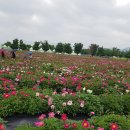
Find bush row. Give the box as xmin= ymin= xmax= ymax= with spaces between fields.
xmin=15 ymin=114 xmax=130 ymax=130
xmin=0 ymin=89 xmax=130 ymax=117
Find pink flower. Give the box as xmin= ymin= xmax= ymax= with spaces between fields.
xmin=48 ymin=112 xmax=55 ymax=118
xmin=38 ymin=114 xmax=46 ymax=120
xmin=90 ymin=111 xmax=95 ymax=115
xmin=34 ymin=121 xmax=44 ymax=127
xmin=11 ymin=91 xmax=17 ymax=96
xmin=48 ymin=97 xmax=53 ymax=106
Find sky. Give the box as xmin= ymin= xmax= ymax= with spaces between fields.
xmin=0 ymin=0 xmax=130 ymax=49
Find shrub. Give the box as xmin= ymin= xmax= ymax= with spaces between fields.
xmin=100 ymin=94 xmax=124 ymax=114
xmin=89 ymin=114 xmax=130 ymax=130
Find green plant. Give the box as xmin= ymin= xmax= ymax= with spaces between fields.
xmin=89 ymin=114 xmax=130 ymax=130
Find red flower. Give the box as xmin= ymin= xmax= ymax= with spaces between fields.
xmin=64 ymin=123 xmax=70 ymax=129
xmin=110 ymin=123 xmax=118 ymax=130
xmin=0 ymin=123 xmax=5 ymax=130
xmin=82 ymin=120 xmax=90 ymax=128
xmin=77 ymin=83 xmax=82 ymax=91
xmin=11 ymin=91 xmax=17 ymax=96
xmin=3 ymin=93 xmax=10 ymax=99
xmin=61 ymin=114 xmax=67 ymax=121
xmin=72 ymin=123 xmax=77 ymax=129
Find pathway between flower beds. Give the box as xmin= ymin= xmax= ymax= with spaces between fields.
xmin=5 ymin=114 xmax=88 ymax=130
xmin=5 ymin=115 xmax=38 ymax=130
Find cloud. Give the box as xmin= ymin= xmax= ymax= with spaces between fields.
xmin=0 ymin=0 xmax=130 ymax=49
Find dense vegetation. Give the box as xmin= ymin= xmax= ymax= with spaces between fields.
xmin=0 ymin=52 xmax=130 ymax=129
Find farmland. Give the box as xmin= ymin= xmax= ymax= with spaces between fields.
xmin=0 ymin=52 xmax=130 ymax=130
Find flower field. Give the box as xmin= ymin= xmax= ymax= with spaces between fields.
xmin=0 ymin=52 xmax=130 ymax=130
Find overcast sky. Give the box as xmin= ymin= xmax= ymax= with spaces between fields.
xmin=0 ymin=0 xmax=130 ymax=49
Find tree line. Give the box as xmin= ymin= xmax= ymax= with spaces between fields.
xmin=1 ymin=38 xmax=130 ymax=58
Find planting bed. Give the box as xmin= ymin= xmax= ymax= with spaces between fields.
xmin=0 ymin=52 xmax=130 ymax=130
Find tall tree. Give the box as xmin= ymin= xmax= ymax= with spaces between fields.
xmin=81 ymin=49 xmax=90 ymax=55
xmin=41 ymin=40 xmax=49 ymax=52
xmin=55 ymin=43 xmax=64 ymax=53
xmin=103 ymin=49 xmax=113 ymax=57
xmin=3 ymin=41 xmax=12 ymax=47
xmin=26 ymin=45 xmax=32 ymax=51
xmin=97 ymin=46 xmax=104 ymax=56
xmin=112 ymin=47 xmax=120 ymax=56
xmin=10 ymin=38 xmax=19 ymax=49
xmin=89 ymin=44 xmax=99 ymax=56
xmin=49 ymin=44 xmax=55 ymax=51
xmin=19 ymin=40 xmax=27 ymax=50
xmin=125 ymin=50 xmax=130 ymax=58
xmin=32 ymin=41 xmax=40 ymax=51
xmin=74 ymin=43 xmax=83 ymax=55
xmin=64 ymin=43 xmax=72 ymax=54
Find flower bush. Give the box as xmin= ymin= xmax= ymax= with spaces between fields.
xmin=0 ymin=52 xmax=130 ymax=129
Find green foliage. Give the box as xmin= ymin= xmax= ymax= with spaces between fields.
xmin=41 ymin=40 xmax=49 ymax=52
xmin=97 ymin=46 xmax=104 ymax=56
xmin=74 ymin=43 xmax=83 ymax=55
xmin=10 ymin=38 xmax=19 ymax=49
xmin=100 ymin=94 xmax=124 ymax=114
xmin=55 ymin=43 xmax=64 ymax=53
xmin=123 ymin=94 xmax=130 ymax=114
xmin=19 ymin=40 xmax=27 ymax=50
xmin=49 ymin=44 xmax=55 ymax=51
xmin=33 ymin=41 xmax=40 ymax=51
xmin=89 ymin=44 xmax=99 ymax=56
xmin=63 ymin=43 xmax=72 ymax=54
xmin=125 ymin=50 xmax=130 ymax=58
xmin=89 ymin=114 xmax=130 ymax=130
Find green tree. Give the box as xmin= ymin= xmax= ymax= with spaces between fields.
xmin=55 ymin=43 xmax=64 ymax=53
xmin=64 ymin=43 xmax=72 ymax=54
xmin=81 ymin=49 xmax=90 ymax=55
xmin=89 ymin=44 xmax=99 ymax=56
xmin=49 ymin=44 xmax=55 ymax=51
xmin=3 ymin=41 xmax=12 ymax=47
xmin=74 ymin=43 xmax=83 ymax=55
xmin=10 ymin=38 xmax=19 ymax=49
xmin=103 ymin=48 xmax=113 ymax=57
xmin=19 ymin=40 xmax=27 ymax=50
xmin=41 ymin=40 xmax=49 ymax=52
xmin=125 ymin=50 xmax=130 ymax=58
xmin=112 ymin=47 xmax=120 ymax=56
xmin=97 ymin=46 xmax=104 ymax=56
xmin=26 ymin=45 xmax=32 ymax=51
xmin=32 ymin=41 xmax=40 ymax=51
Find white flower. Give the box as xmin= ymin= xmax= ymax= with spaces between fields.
xmin=57 ymin=111 xmax=60 ymax=114
xmin=80 ymin=100 xmax=85 ymax=108
xmin=83 ymin=87 xmax=86 ymax=91
xmin=80 ymin=103 xmax=84 ymax=107
xmin=51 ymin=105 xmax=55 ymax=110
xmin=62 ymin=102 xmax=67 ymax=107
xmin=126 ymin=90 xmax=129 ymax=93
xmin=36 ymin=92 xmax=40 ymax=97
xmin=67 ymin=100 xmax=72 ymax=106
xmin=87 ymin=89 xmax=93 ymax=94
